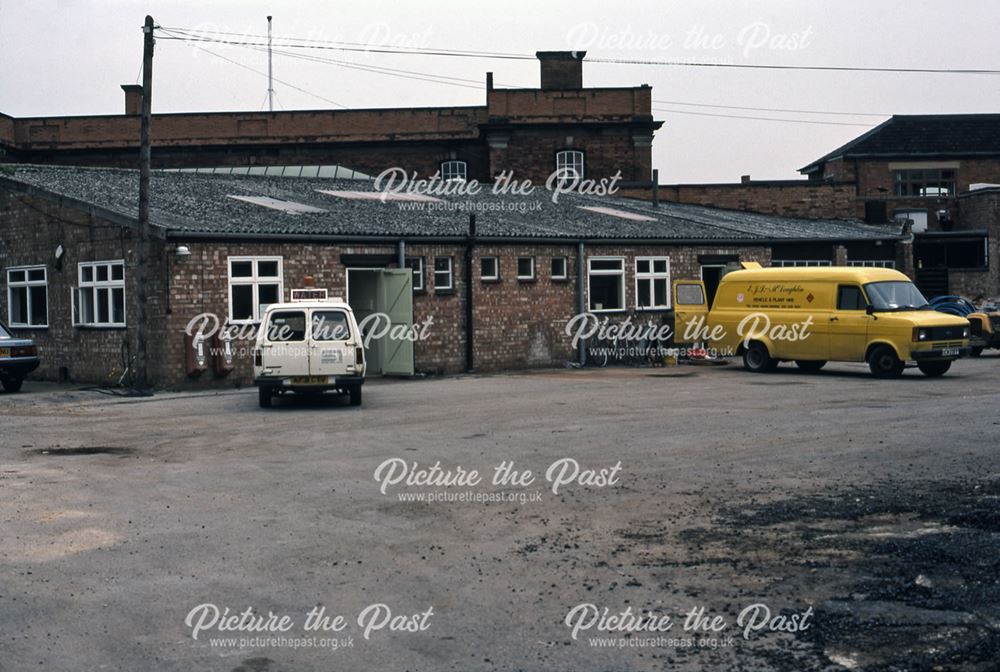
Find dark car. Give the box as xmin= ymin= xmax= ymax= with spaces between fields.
xmin=0 ymin=320 xmax=40 ymax=392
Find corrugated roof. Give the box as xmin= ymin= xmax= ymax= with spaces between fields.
xmin=0 ymin=164 xmax=901 ymax=243
xmin=801 ymin=114 xmax=1000 ymax=174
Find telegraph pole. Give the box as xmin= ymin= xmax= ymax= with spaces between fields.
xmin=135 ymin=15 xmax=154 ymax=389
xmin=267 ymin=16 xmax=274 ymax=112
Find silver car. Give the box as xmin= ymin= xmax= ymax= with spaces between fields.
xmin=0 ymin=320 xmax=40 ymax=393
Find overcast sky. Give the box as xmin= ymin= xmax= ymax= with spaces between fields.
xmin=1 ymin=0 xmax=998 ymax=182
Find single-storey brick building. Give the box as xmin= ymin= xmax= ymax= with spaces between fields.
xmin=0 ymin=164 xmax=905 ymax=388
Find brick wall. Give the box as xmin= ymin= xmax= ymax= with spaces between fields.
xmin=0 ymin=190 xmax=170 ymax=384
xmin=951 ymin=188 xmax=1000 ymax=298
xmin=638 ymin=182 xmax=860 ymax=220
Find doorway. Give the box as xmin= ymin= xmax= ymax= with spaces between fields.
xmin=346 ymin=268 xmax=415 ymax=376
xmin=700 ymin=265 xmax=725 ymax=308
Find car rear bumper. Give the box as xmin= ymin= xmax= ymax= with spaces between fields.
xmin=0 ymin=356 xmax=41 ymax=378
xmin=255 ymin=375 xmax=364 ymax=392
xmin=911 ymin=347 xmax=970 ymax=361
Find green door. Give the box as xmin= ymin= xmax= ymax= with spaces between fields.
xmin=379 ymin=269 xmax=415 ymax=377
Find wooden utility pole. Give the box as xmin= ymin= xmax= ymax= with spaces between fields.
xmin=135 ymin=15 xmax=154 ymax=389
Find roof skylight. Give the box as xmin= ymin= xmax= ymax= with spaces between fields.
xmin=577 ymin=206 xmax=658 ymax=222
xmin=316 ymin=190 xmax=443 ymax=203
xmin=226 ymin=195 xmax=328 ymax=214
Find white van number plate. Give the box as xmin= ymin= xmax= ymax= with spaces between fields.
xmin=941 ymin=348 xmax=960 ymax=357
xmin=321 ymin=349 xmax=344 ymax=364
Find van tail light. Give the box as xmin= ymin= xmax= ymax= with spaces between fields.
xmin=11 ymin=345 xmax=37 ymax=357
xmin=355 ymin=347 xmax=365 ymax=366
xmin=254 ymin=349 xmax=263 ymax=366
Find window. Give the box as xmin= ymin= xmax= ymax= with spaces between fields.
xmin=480 ymin=257 xmax=499 ymax=281
xmin=894 ymin=169 xmax=956 ymax=198
xmin=837 ymin=286 xmax=867 ymax=311
xmin=405 ymin=257 xmax=424 ymax=292
xmin=771 ymin=260 xmax=833 ymax=268
xmin=312 ymin=311 xmax=351 ymax=341
xmin=587 ymin=257 xmax=625 ymax=312
xmin=228 ymin=256 xmax=283 ymax=323
xmin=75 ymin=261 xmax=125 ymax=327
xmin=551 ymin=257 xmax=568 ymax=280
xmin=265 ymin=310 xmax=306 ymax=342
xmin=847 ymin=260 xmax=895 ymax=269
xmin=7 ymin=266 xmax=48 ymax=327
xmin=555 ymin=150 xmax=585 ymax=182
xmin=635 ymin=257 xmax=670 ymax=310
xmin=440 ymin=160 xmax=467 ymax=182
xmin=517 ymin=257 xmax=535 ymax=281
xmin=434 ymin=257 xmax=453 ymax=291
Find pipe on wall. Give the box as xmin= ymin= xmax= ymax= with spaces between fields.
xmin=577 ymin=240 xmax=585 ymax=366
xmin=465 ymin=215 xmax=476 ymax=372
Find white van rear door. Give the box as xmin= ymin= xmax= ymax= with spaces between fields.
xmin=261 ymin=309 xmax=309 ymax=376
xmin=309 ymin=309 xmax=353 ymax=377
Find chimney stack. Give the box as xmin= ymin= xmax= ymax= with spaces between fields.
xmin=121 ymin=84 xmax=143 ymax=116
xmin=536 ymin=51 xmax=586 ymax=89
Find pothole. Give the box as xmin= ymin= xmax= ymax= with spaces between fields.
xmin=30 ymin=446 xmax=135 ymax=457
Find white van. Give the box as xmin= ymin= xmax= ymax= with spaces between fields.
xmin=253 ymin=290 xmax=366 ymax=408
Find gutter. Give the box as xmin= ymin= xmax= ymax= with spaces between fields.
xmin=164 ymin=231 xmax=906 ymax=245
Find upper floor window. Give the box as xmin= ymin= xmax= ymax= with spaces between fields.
xmin=7 ymin=266 xmax=48 ymax=328
xmin=555 ymin=150 xmax=585 ymax=182
xmin=228 ymin=256 xmax=283 ymax=323
xmin=894 ymin=169 xmax=956 ymax=198
xmin=75 ymin=261 xmax=125 ymax=327
xmin=440 ymin=160 xmax=468 ymax=182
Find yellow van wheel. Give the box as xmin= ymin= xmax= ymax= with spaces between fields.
xmin=795 ymin=360 xmax=826 ymax=372
xmin=868 ymin=345 xmax=904 ymax=379
xmin=743 ymin=342 xmax=777 ymax=373
xmin=917 ymin=360 xmax=952 ymax=377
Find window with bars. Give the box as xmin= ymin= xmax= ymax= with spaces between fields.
xmin=771 ymin=260 xmax=833 ymax=268
xmin=846 ymin=260 xmax=896 ymax=268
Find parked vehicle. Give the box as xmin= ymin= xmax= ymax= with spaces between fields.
xmin=928 ymin=295 xmax=1000 ymax=357
xmin=673 ymin=264 xmax=971 ymax=378
xmin=0 ymin=320 xmax=40 ymax=392
xmin=253 ymin=290 xmax=366 ymax=408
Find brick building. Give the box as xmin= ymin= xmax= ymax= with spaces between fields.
xmin=0 ymin=164 xmax=903 ymax=388
xmin=650 ymin=115 xmax=1000 ymax=298
xmin=0 ymin=52 xmax=660 ymax=185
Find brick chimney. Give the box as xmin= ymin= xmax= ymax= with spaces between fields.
xmin=536 ymin=51 xmax=586 ymax=89
xmin=121 ymin=84 xmax=143 ymax=116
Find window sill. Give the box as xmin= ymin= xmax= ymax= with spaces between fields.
xmin=636 ymin=306 xmax=671 ymax=312
xmin=551 ymin=277 xmax=570 ymax=283
xmin=7 ymin=325 xmax=49 ymax=330
xmin=75 ymin=324 xmax=128 ymax=330
xmin=589 ymin=308 xmax=626 ymax=314
xmin=480 ymin=277 xmax=501 ymax=284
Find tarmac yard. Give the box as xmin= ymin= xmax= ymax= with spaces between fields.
xmin=1 ymin=357 xmax=999 ymax=671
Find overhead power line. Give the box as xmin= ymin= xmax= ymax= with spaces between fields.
xmin=652 ymin=99 xmax=888 ymax=117
xmin=156 ymin=26 xmax=1000 ymax=75
xmin=652 ymin=107 xmax=875 ymax=126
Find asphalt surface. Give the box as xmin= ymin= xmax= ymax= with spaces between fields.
xmin=1 ymin=356 xmax=999 ymax=671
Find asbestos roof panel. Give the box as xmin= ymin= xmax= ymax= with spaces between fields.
xmin=0 ymin=164 xmax=902 ymax=243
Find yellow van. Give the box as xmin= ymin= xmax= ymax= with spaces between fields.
xmin=673 ymin=264 xmax=971 ymax=378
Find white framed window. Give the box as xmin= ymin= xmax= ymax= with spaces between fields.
xmin=517 ymin=257 xmax=535 ymax=281
xmin=771 ymin=260 xmax=833 ymax=268
xmin=847 ymin=260 xmax=895 ymax=268
xmin=587 ymin=257 xmax=625 ymax=312
xmin=228 ymin=256 xmax=283 ymax=323
xmin=551 ymin=256 xmax=568 ymax=280
xmin=434 ymin=257 xmax=453 ymax=291
xmin=480 ymin=256 xmax=499 ymax=281
xmin=440 ymin=160 xmax=468 ymax=182
xmin=405 ymin=257 xmax=424 ymax=292
xmin=556 ymin=150 xmax=585 ymax=181
xmin=635 ymin=257 xmax=671 ymax=310
xmin=6 ymin=266 xmax=48 ymax=327
xmin=76 ymin=260 xmax=126 ymax=327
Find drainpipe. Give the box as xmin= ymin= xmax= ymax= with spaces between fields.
xmin=397 ymin=239 xmax=405 ymax=268
xmin=465 ymin=215 xmax=476 ymax=372
xmin=652 ymin=168 xmax=659 ymax=207
xmin=577 ymin=240 xmax=586 ymax=365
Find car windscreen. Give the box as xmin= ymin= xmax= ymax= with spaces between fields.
xmin=864 ymin=281 xmax=929 ymax=311
xmin=311 ymin=311 xmax=351 ymax=341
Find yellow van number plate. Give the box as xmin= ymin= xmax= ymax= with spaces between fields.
xmin=289 ymin=376 xmax=328 ymax=385
xmin=941 ymin=348 xmax=960 ymax=357
xmin=0 ymin=348 xmax=9 ymax=358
